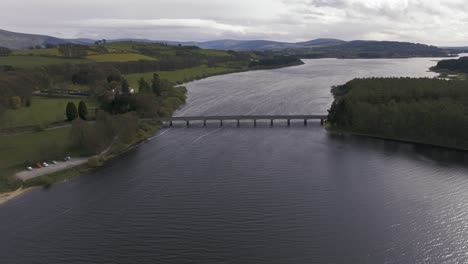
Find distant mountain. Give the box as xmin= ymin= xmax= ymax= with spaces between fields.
xmin=288 ymin=40 xmax=449 ymax=58
xmin=188 ymin=38 xmax=345 ymax=51
xmin=0 ymin=29 xmax=94 ymax=50
xmin=296 ymin=38 xmax=345 ymax=47
xmin=0 ymin=29 xmax=454 ymax=58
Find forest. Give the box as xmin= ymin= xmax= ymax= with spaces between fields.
xmin=432 ymin=57 xmax=468 ymax=73
xmin=327 ymin=78 xmax=468 ymax=150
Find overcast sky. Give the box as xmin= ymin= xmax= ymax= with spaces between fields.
xmin=2 ymin=0 xmax=467 ymax=46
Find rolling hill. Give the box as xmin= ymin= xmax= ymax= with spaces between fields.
xmin=0 ymin=29 xmax=93 ymax=50
xmin=0 ymin=29 xmax=454 ymax=57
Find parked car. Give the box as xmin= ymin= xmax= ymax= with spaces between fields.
xmin=26 ymin=167 xmax=33 ymax=171
xmin=51 ymin=160 xmax=57 ymax=164
xmin=35 ymin=162 xmax=42 ymax=168
xmin=42 ymin=162 xmax=49 ymax=167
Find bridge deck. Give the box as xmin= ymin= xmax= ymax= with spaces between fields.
xmin=157 ymin=115 xmax=327 ymax=121
xmin=155 ymin=115 xmax=327 ymax=127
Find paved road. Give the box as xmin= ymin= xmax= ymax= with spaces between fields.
xmin=15 ymin=158 xmax=89 ymax=181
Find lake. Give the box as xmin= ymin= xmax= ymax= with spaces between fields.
xmin=2 ymin=58 xmax=468 ymax=264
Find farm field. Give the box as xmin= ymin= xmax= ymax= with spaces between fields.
xmin=86 ymin=53 xmax=156 ymax=62
xmin=12 ymin=48 xmax=60 ymax=56
xmin=0 ymin=55 xmax=89 ymax=68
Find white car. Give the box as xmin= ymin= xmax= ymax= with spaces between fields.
xmin=51 ymin=160 xmax=57 ymax=164
xmin=26 ymin=167 xmax=33 ymax=171
xmin=42 ymin=162 xmax=49 ymax=167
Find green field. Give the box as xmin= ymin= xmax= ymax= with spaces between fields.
xmin=0 ymin=127 xmax=77 ymax=191
xmin=103 ymin=42 xmax=140 ymax=52
xmin=0 ymin=55 xmax=89 ymax=68
xmin=1 ymin=97 xmax=95 ymax=129
xmin=86 ymin=53 xmax=156 ymax=62
xmin=125 ymin=65 xmax=238 ymax=89
xmin=12 ymin=48 xmax=60 ymax=57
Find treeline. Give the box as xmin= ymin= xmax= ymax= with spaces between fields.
xmin=0 ymin=68 xmax=50 ymax=113
xmin=283 ymin=41 xmax=448 ymax=59
xmin=0 ymin=47 xmax=11 ymax=56
xmin=433 ymin=57 xmax=468 ymax=73
xmin=328 ymin=78 xmax=468 ymax=149
xmin=58 ymin=44 xmax=88 ymax=58
xmin=249 ymin=55 xmax=303 ymax=68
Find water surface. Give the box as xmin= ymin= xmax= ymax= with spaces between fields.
xmin=2 ymin=58 xmax=468 ymax=264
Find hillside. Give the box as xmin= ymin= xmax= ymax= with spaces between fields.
xmin=0 ymin=29 xmax=92 ymax=50
xmin=284 ymin=40 xmax=449 ymax=58
xmin=0 ymin=29 xmax=451 ymax=58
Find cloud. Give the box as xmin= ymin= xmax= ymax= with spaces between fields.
xmin=71 ymin=19 xmax=247 ymax=34
xmin=1 ymin=0 xmax=468 ymax=45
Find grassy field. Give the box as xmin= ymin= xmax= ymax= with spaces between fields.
xmin=125 ymin=65 xmax=238 ymax=89
xmin=1 ymin=97 xmax=95 ymax=129
xmin=0 ymin=55 xmax=89 ymax=68
xmin=0 ymin=127 xmax=78 ymax=192
xmin=86 ymin=53 xmax=156 ymax=62
xmin=12 ymin=48 xmax=60 ymax=56
xmin=103 ymin=42 xmax=140 ymax=52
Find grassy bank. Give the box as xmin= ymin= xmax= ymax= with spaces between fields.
xmin=18 ymin=120 xmax=161 ymax=191
xmin=0 ymin=127 xmax=80 ymax=193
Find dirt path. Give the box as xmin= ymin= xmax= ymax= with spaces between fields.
xmin=15 ymin=158 xmax=89 ymax=181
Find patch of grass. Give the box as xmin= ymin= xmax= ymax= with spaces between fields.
xmin=0 ymin=97 xmax=95 ymax=129
xmin=86 ymin=53 xmax=156 ymax=62
xmin=0 ymin=55 xmax=89 ymax=68
xmin=12 ymin=48 xmax=60 ymax=57
xmin=103 ymin=42 xmax=140 ymax=52
xmin=124 ymin=65 xmax=238 ymax=89
xmin=0 ymin=127 xmax=78 ymax=173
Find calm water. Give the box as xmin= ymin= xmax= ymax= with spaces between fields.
xmin=2 ymin=58 xmax=468 ymax=264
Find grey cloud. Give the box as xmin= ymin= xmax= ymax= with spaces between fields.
xmin=1 ymin=0 xmax=468 ymax=46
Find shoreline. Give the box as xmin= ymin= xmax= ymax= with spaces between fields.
xmin=327 ymin=127 xmax=468 ymax=153
xmin=0 ymin=187 xmax=33 ymax=206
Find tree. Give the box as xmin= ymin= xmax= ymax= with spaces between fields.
xmin=0 ymin=47 xmax=11 ymax=57
xmin=66 ymin=102 xmax=78 ymax=121
xmin=9 ymin=96 xmax=21 ymax=109
xmin=78 ymin=101 xmax=88 ymax=120
xmin=152 ymin=73 xmax=162 ymax=96
xmin=121 ymin=79 xmax=130 ymax=95
xmin=138 ymin=78 xmax=151 ymax=93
